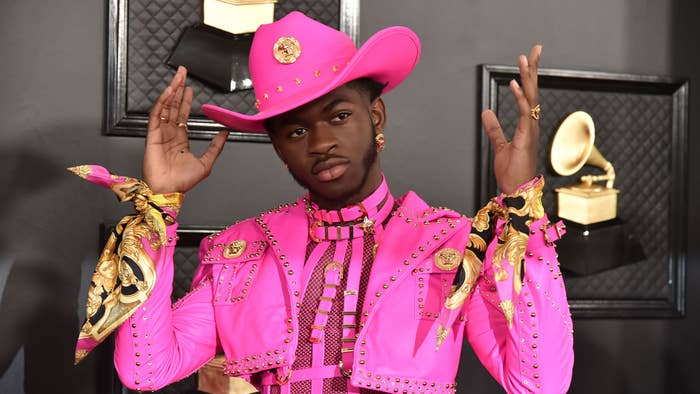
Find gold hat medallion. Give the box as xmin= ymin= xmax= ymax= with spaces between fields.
xmin=273 ymin=36 xmax=301 ymax=64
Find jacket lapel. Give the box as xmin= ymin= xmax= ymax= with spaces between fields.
xmin=362 ymin=192 xmax=470 ymax=320
xmin=256 ymin=199 xmax=309 ymax=277
xmin=255 ymin=199 xmax=309 ymax=365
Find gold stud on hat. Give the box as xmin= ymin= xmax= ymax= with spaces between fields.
xmin=273 ymin=36 xmax=301 ymax=64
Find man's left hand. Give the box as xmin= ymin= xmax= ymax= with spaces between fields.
xmin=482 ymin=45 xmax=542 ymax=195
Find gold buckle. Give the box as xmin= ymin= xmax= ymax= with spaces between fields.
xmin=275 ymin=369 xmax=292 ymax=385
xmin=324 ymin=261 xmax=344 ymax=279
xmin=554 ymin=222 xmax=565 ymax=239
xmin=339 ymin=360 xmax=352 ymax=378
xmin=542 ymin=229 xmax=552 ymax=246
xmin=309 ymin=221 xmax=322 ymax=243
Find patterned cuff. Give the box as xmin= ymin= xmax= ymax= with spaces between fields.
xmin=69 ymin=164 xmax=183 ymax=364
xmin=466 ymin=175 xmax=549 ymax=328
xmin=497 ymin=174 xmax=545 ymax=223
xmin=150 ymin=192 xmax=184 ymax=221
xmin=68 ymin=164 xmax=184 ymax=220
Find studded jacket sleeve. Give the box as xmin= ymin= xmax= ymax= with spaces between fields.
xmin=463 ymin=176 xmax=574 ymax=393
xmin=68 ymin=165 xmax=218 ymax=390
xmin=112 ymin=209 xmax=219 ymax=391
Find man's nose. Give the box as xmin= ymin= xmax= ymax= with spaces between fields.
xmin=308 ymin=123 xmax=338 ymax=154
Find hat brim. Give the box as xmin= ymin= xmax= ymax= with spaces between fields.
xmin=201 ymin=26 xmax=421 ymax=133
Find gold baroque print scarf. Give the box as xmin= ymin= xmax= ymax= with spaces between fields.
xmin=68 ymin=165 xmax=182 ymax=364
xmin=436 ymin=176 xmax=545 ymax=348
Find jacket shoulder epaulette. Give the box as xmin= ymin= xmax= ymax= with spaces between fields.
xmin=198 ymin=217 xmax=267 ymax=265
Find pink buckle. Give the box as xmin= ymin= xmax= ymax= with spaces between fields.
xmin=541 ymin=221 xmax=566 ymax=246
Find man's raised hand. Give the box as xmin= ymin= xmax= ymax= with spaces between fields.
xmin=482 ymin=45 xmax=542 ymax=195
xmin=143 ymin=66 xmax=230 ymax=194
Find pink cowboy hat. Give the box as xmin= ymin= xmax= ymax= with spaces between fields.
xmin=201 ymin=11 xmax=421 ymax=133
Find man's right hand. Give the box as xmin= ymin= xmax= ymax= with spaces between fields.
xmin=143 ymin=66 xmax=230 ymax=194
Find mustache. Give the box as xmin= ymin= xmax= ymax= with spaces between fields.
xmin=312 ymin=155 xmax=350 ymax=174
xmin=312 ymin=153 xmax=347 ymax=166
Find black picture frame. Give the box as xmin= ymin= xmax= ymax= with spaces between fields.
xmin=480 ymin=65 xmax=688 ymax=318
xmin=106 ymin=0 xmax=360 ymax=143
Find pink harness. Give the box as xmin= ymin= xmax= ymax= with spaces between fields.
xmin=261 ymin=178 xmax=394 ymax=393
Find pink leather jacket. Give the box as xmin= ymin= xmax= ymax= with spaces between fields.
xmin=112 ymin=179 xmax=574 ymax=393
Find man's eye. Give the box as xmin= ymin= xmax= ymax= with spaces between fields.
xmin=289 ymin=127 xmax=307 ymax=138
xmin=333 ymin=112 xmax=351 ymax=122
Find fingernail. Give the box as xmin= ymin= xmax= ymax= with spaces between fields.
xmin=511 ymin=79 xmax=520 ymax=88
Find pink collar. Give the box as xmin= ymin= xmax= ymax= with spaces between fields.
xmin=305 ymin=176 xmax=394 ymax=241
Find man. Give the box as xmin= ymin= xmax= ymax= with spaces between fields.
xmin=72 ymin=11 xmax=573 ymax=393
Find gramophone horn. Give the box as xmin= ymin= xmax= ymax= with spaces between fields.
xmin=550 ymin=111 xmax=615 ymax=188
xmin=550 ymin=111 xmax=595 ymax=176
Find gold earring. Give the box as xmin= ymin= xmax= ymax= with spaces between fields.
xmin=284 ymin=163 xmax=289 ymax=169
xmin=375 ymin=133 xmax=385 ymax=152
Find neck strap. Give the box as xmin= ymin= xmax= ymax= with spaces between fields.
xmin=305 ymin=176 xmax=394 ymax=241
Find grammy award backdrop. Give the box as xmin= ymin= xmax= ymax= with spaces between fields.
xmin=480 ymin=65 xmax=688 ymax=318
xmin=106 ymin=0 xmax=360 ymax=142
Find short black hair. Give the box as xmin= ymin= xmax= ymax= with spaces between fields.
xmin=345 ymin=78 xmax=386 ymax=102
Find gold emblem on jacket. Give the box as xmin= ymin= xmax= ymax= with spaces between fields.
xmin=435 ymin=248 xmax=462 ymax=271
xmin=273 ymin=36 xmax=301 ymax=64
xmin=224 ymin=240 xmax=247 ymax=259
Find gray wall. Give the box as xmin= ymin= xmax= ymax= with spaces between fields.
xmin=0 ymin=0 xmax=697 ymax=393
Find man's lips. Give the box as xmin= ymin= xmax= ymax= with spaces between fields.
xmin=312 ymin=157 xmax=350 ymax=182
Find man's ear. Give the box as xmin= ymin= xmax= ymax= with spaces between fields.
xmin=370 ymin=97 xmax=387 ymax=132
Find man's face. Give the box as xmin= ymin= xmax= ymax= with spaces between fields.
xmin=267 ymin=84 xmax=386 ymax=210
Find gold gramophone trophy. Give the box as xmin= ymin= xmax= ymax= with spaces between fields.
xmin=167 ymin=0 xmax=277 ymax=92
xmin=550 ymin=111 xmax=619 ymax=225
xmin=203 ymin=0 xmax=277 ymax=35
